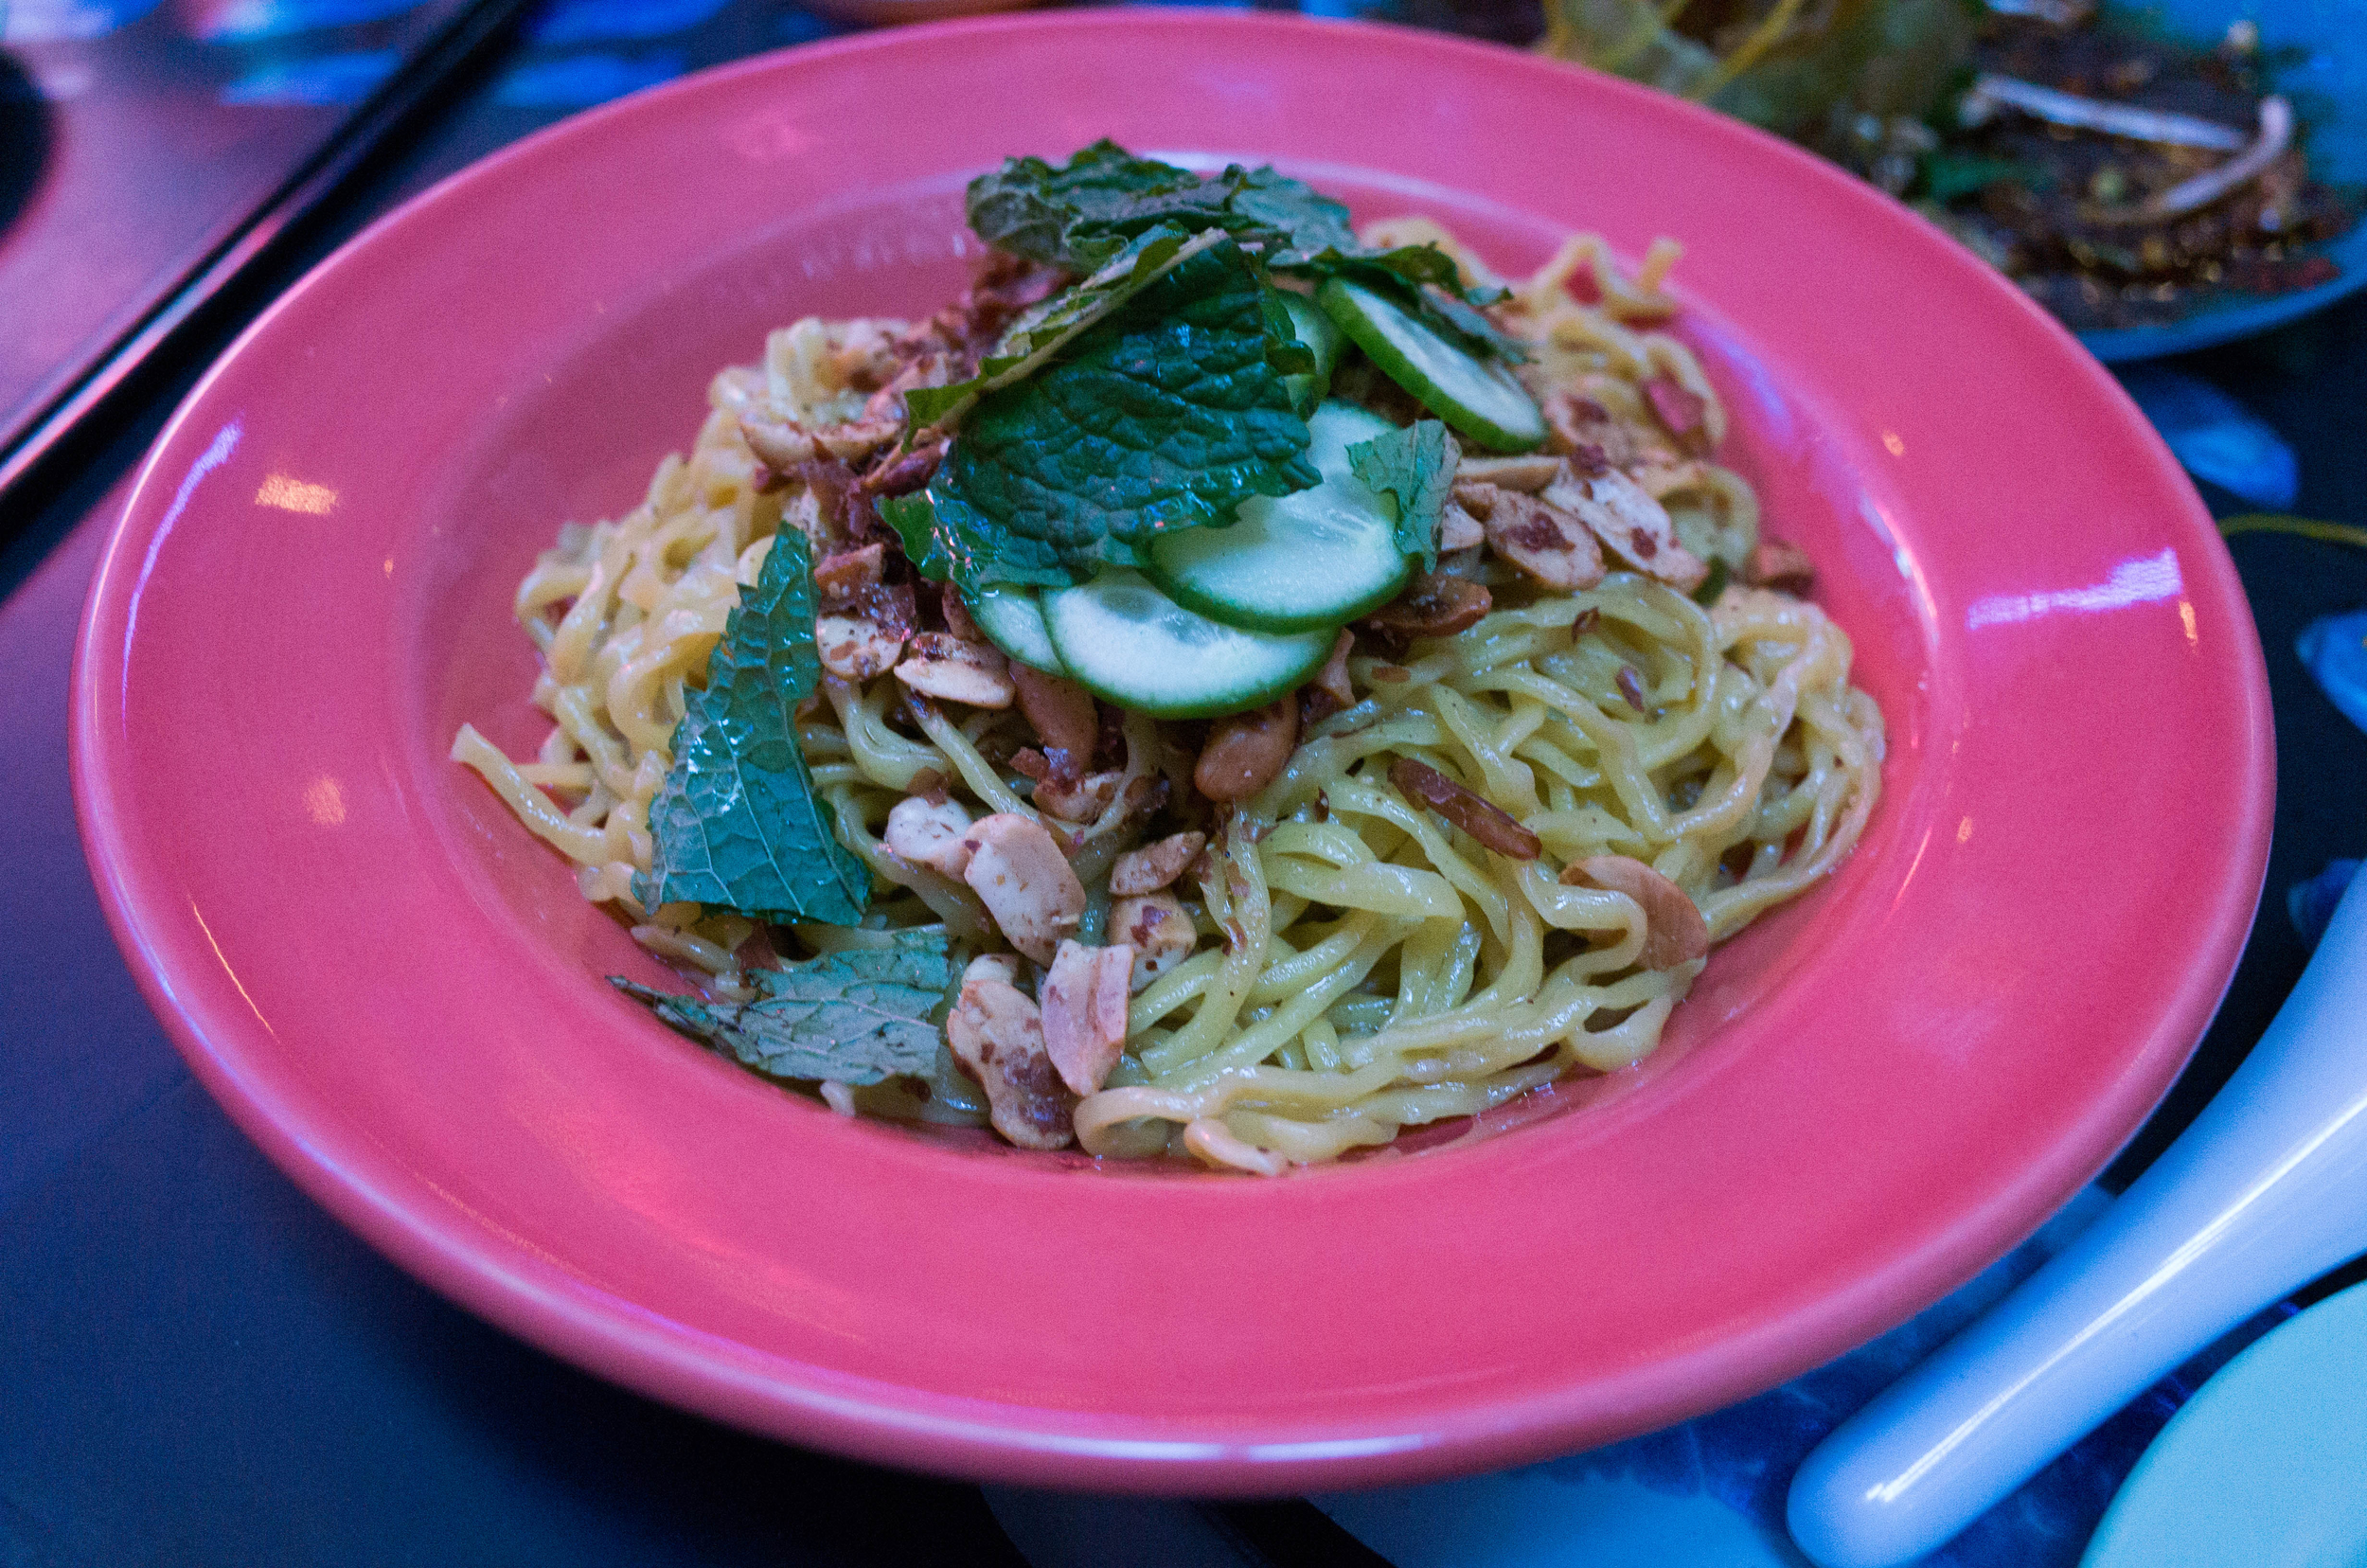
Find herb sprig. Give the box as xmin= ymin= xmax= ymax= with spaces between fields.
xmin=891 ymin=141 xmax=1515 ymax=592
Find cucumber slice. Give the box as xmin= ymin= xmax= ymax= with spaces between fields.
xmin=1277 ymin=291 xmax=1344 ymax=414
xmin=1316 ymin=277 xmax=1546 ymax=454
xmin=1041 ymin=569 xmax=1335 ymax=720
xmin=1145 ymin=401 xmax=1410 ymax=633
xmin=966 ymin=585 xmax=1069 ymax=676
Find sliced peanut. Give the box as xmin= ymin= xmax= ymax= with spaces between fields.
xmin=1110 ymin=892 xmax=1197 ymax=992
xmin=1437 ymin=502 xmax=1486 ymax=553
xmin=1194 ymin=695 xmax=1299 ymax=803
xmin=1744 ymin=538 xmax=1815 ymax=594
xmin=946 ymin=955 xmax=1074 ymax=1149
xmin=894 ymin=631 xmax=1016 ymax=708
xmin=739 ymin=410 xmax=902 ymax=472
xmin=1541 ymin=464 xmax=1708 ymax=593
xmin=1633 ymin=458 xmax=1708 ymax=500
xmin=1033 ymin=769 xmax=1122 ymax=825
xmin=940 ymin=590 xmax=984 ymax=643
xmin=1561 ymin=855 xmax=1710 ymax=970
xmin=811 ymin=542 xmax=885 ymax=597
xmin=821 ymin=319 xmax=904 ymax=390
xmin=1302 ymin=629 xmax=1356 ymax=721
xmin=1012 ymin=665 xmax=1100 ymax=764
xmin=1110 ymin=831 xmax=1208 ymax=897
xmin=1365 ymin=572 xmax=1491 ymax=638
xmin=1540 ymin=386 xmax=1682 ymax=475
xmin=1476 ymin=488 xmax=1606 ymax=593
xmin=856 ymin=439 xmax=942 ymax=500
xmin=883 ymin=795 xmax=974 ymax=877
xmin=814 ymin=613 xmax=904 ymax=680
xmin=1455 ymin=454 xmax=1562 ymax=491
xmin=1643 ymin=376 xmax=1711 ymax=454
xmin=959 ymin=813 xmax=1087 ymax=964
xmin=1389 ymin=757 xmax=1540 ymax=859
xmin=1041 ymin=939 xmax=1137 ymax=1096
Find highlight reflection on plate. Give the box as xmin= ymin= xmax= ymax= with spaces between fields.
xmin=73 ymin=13 xmax=2270 ymax=1489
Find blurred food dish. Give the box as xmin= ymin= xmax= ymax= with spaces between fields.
xmin=1539 ymin=0 xmax=2366 ymax=357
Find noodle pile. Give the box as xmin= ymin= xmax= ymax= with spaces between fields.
xmin=454 ymin=221 xmax=1886 ymax=1173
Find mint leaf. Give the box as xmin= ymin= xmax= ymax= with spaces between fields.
xmin=1918 ymin=151 xmax=2044 ymax=205
xmin=909 ymin=237 xmax=1319 ymax=591
xmin=880 ymin=493 xmax=950 ymax=581
xmin=612 ymin=929 xmax=953 ymax=1084
xmin=635 ymin=528 xmax=870 ymax=923
xmin=1347 ymin=419 xmax=1462 ymax=572
xmin=969 ymin=140 xmax=1235 ymax=270
xmin=1227 ymin=170 xmax=1488 ymax=310
xmin=1405 ymin=278 xmax=1532 ymax=364
xmin=905 ymin=226 xmax=1221 ymax=436
xmin=1229 ymin=165 xmax=1363 ymax=260
xmin=964 ymin=143 xmax=1505 ymax=338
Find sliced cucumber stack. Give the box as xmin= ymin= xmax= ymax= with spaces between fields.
xmin=966 ymin=585 xmax=1069 ymax=676
xmin=1316 ymin=277 xmax=1546 ymax=454
xmin=1041 ymin=569 xmax=1335 ymax=719
xmin=1146 ymin=401 xmax=1409 ymax=633
xmin=1276 ymin=291 xmax=1344 ymax=414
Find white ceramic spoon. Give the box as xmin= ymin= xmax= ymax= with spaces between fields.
xmin=1788 ymin=870 xmax=2367 ymax=1567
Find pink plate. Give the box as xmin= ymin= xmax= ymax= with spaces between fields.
xmin=72 ymin=12 xmax=2271 ymax=1491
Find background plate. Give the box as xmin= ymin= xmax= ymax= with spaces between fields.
xmin=2079 ymin=0 xmax=2367 ymax=363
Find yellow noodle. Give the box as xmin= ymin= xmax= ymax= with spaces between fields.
xmin=457 ymin=220 xmax=1885 ymax=1175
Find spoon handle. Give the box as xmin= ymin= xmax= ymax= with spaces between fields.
xmin=1787 ymin=873 xmax=2367 ymax=1568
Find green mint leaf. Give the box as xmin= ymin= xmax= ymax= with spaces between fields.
xmin=900 ymin=382 xmax=970 ymax=435
xmin=1918 ymin=151 xmax=2044 ymax=205
xmin=915 ymin=237 xmax=1319 ymax=592
xmin=1213 ymin=169 xmax=1503 ymax=312
xmin=634 ymin=528 xmax=870 ymax=923
xmin=968 ymin=141 xmax=1244 ymax=269
xmin=1281 ymin=241 xmax=1468 ymax=295
xmin=1312 ymin=261 xmax=1532 ymax=365
xmin=1346 ymin=419 xmax=1462 ymax=573
xmin=1228 ymin=166 xmax=1361 ymax=254
xmin=880 ymin=494 xmax=951 ymax=582
xmin=906 ymin=227 xmax=1219 ymax=437
xmin=967 ymin=143 xmax=1512 ymax=352
xmin=1414 ymin=282 xmax=1533 ymax=364
xmin=612 ymin=929 xmax=954 ymax=1085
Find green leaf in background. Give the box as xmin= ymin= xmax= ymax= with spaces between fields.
xmin=1346 ymin=419 xmax=1461 ymax=572
xmin=612 ymin=929 xmax=954 ymax=1085
xmin=1709 ymin=0 xmax=1978 ymax=144
xmin=2217 ymin=514 xmax=2367 ymax=552
xmin=1917 ymin=151 xmax=2046 ymax=205
xmin=910 ymin=237 xmax=1320 ymax=591
xmin=634 ymin=528 xmax=871 ymax=923
xmin=1538 ymin=0 xmax=1979 ymax=147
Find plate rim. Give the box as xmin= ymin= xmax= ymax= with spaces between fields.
xmin=68 ymin=9 xmax=2277 ymax=1490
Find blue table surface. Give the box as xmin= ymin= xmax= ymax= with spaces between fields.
xmin=4 ymin=3 xmax=2366 ymax=1563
